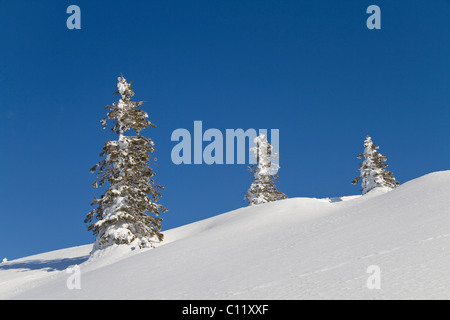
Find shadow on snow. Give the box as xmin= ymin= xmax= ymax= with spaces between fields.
xmin=0 ymin=255 xmax=89 ymax=272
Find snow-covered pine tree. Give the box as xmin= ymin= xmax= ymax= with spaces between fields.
xmin=85 ymin=76 xmax=167 ymax=251
xmin=352 ymin=135 xmax=399 ymax=194
xmin=245 ymin=134 xmax=287 ymax=206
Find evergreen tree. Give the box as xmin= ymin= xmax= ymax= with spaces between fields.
xmin=245 ymin=134 xmax=287 ymax=205
xmin=85 ymin=76 xmax=167 ymax=251
xmin=352 ymin=135 xmax=399 ymax=194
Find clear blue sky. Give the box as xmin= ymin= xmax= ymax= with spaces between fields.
xmin=1 ymin=0 xmax=449 ymax=260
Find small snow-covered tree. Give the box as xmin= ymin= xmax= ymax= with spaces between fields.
xmin=352 ymin=135 xmax=399 ymax=194
xmin=85 ymin=76 xmax=167 ymax=251
xmin=245 ymin=134 xmax=287 ymax=205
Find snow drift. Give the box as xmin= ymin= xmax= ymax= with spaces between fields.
xmin=1 ymin=171 xmax=450 ymax=299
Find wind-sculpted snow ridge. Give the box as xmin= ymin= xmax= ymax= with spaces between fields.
xmin=2 ymin=171 xmax=450 ymax=299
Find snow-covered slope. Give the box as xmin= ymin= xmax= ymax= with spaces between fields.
xmin=2 ymin=171 xmax=450 ymax=299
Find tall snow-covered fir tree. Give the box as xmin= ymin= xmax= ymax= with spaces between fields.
xmin=352 ymin=135 xmax=399 ymax=195
xmin=85 ymin=76 xmax=167 ymax=251
xmin=245 ymin=134 xmax=287 ymax=206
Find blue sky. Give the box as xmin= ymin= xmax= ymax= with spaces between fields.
xmin=1 ymin=0 xmax=449 ymax=260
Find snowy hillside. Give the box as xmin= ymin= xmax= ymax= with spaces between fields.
xmin=1 ymin=171 xmax=450 ymax=299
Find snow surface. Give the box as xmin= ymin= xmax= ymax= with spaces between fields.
xmin=1 ymin=171 xmax=450 ymax=299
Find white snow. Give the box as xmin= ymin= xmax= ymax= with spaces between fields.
xmin=2 ymin=171 xmax=450 ymax=299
